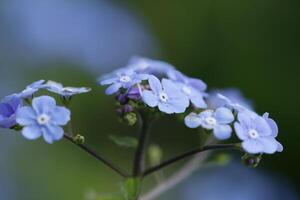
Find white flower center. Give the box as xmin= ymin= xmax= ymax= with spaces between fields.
xmin=119 ymin=75 xmax=131 ymax=83
xmin=248 ymin=129 xmax=259 ymax=139
xmin=182 ymin=86 xmax=192 ymax=95
xmin=204 ymin=117 xmax=217 ymax=126
xmin=37 ymin=114 xmax=50 ymax=125
xmin=159 ymin=92 xmax=169 ymax=103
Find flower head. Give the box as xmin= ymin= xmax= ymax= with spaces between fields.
xmin=185 ymin=107 xmax=234 ymax=140
xmin=168 ymin=70 xmax=207 ymax=108
xmin=16 ymin=96 xmax=70 ymax=144
xmin=16 ymin=80 xmax=46 ymax=99
xmin=142 ymin=76 xmax=189 ymax=114
xmin=234 ymin=110 xmax=283 ymax=154
xmin=45 ymin=80 xmax=91 ymax=97
xmin=128 ymin=56 xmax=175 ymax=78
xmin=99 ymin=68 xmax=149 ymax=95
xmin=0 ymin=95 xmax=23 ymax=128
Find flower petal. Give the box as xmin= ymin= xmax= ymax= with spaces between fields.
xmin=258 ymin=137 xmax=278 ymax=154
xmin=184 ymin=113 xmax=202 ymax=128
xmin=158 ymin=103 xmax=174 ymax=114
xmin=148 ymin=76 xmax=162 ymax=94
xmin=32 ymin=96 xmax=56 ymax=114
xmin=214 ymin=107 xmax=234 ymax=124
xmin=190 ymin=93 xmax=207 ymax=109
xmin=213 ymin=125 xmax=232 ymax=140
xmin=51 ymin=106 xmax=71 ymax=126
xmin=100 ymin=77 xmax=118 ymax=85
xmin=234 ymin=122 xmax=248 ymax=140
xmin=16 ymin=106 xmax=37 ymax=126
xmin=142 ymin=90 xmax=158 ymax=107
xmin=22 ymin=125 xmax=42 ymax=140
xmin=105 ymin=83 xmax=122 ymax=95
xmin=242 ymin=140 xmax=264 ymax=154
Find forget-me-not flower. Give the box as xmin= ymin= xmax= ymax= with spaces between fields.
xmin=128 ymin=56 xmax=175 ymax=78
xmin=185 ymin=107 xmax=234 ymax=140
xmin=168 ymin=70 xmax=207 ymax=108
xmin=234 ymin=111 xmax=283 ymax=154
xmin=99 ymin=68 xmax=149 ymax=95
xmin=16 ymin=96 xmax=70 ymax=144
xmin=16 ymin=80 xmax=46 ymax=99
xmin=0 ymin=95 xmax=23 ymax=128
xmin=45 ymin=80 xmax=91 ymax=97
xmin=142 ymin=76 xmax=189 ymax=114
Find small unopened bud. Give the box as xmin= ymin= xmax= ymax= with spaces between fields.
xmin=11 ymin=124 xmax=22 ymax=131
xmin=74 ymin=134 xmax=85 ymax=144
xmin=242 ymin=154 xmax=262 ymax=168
xmin=123 ymin=112 xmax=137 ymax=126
xmin=148 ymin=145 xmax=163 ymax=166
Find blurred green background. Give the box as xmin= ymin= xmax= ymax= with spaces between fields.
xmin=0 ymin=0 xmax=299 ymax=199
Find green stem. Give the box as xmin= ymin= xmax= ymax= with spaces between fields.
xmin=143 ymin=143 xmax=240 ymax=177
xmin=132 ymin=111 xmax=151 ymax=177
xmin=64 ymin=134 xmax=128 ymax=177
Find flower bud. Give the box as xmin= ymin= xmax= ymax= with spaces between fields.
xmin=123 ymin=112 xmax=137 ymax=126
xmin=74 ymin=134 xmax=85 ymax=144
xmin=242 ymin=154 xmax=262 ymax=168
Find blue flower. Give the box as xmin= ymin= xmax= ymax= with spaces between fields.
xmin=99 ymin=68 xmax=149 ymax=95
xmin=142 ymin=76 xmax=189 ymax=114
xmin=16 ymin=80 xmax=46 ymax=99
xmin=168 ymin=70 xmax=207 ymax=108
xmin=185 ymin=107 xmax=234 ymax=140
xmin=128 ymin=56 xmax=175 ymax=78
xmin=234 ymin=110 xmax=283 ymax=154
xmin=0 ymin=95 xmax=23 ymax=128
xmin=207 ymin=88 xmax=253 ymax=110
xmin=16 ymin=96 xmax=70 ymax=144
xmin=45 ymin=80 xmax=91 ymax=97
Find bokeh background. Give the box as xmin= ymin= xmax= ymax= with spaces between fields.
xmin=0 ymin=0 xmax=299 ymax=199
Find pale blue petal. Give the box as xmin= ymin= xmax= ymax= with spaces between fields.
xmin=158 ymin=103 xmax=174 ymax=114
xmin=199 ymin=110 xmax=214 ymax=119
xmin=16 ymin=106 xmax=37 ymax=126
xmin=213 ymin=125 xmax=232 ymax=140
xmin=22 ymin=125 xmax=42 ymax=140
xmin=237 ymin=111 xmax=254 ymax=129
xmin=185 ymin=113 xmax=202 ymax=128
xmin=51 ymin=106 xmax=71 ymax=126
xmin=276 ymin=141 xmax=283 ymax=152
xmin=189 ymin=78 xmax=207 ymax=91
xmin=46 ymin=124 xmax=64 ymax=141
xmin=263 ymin=113 xmax=278 ymax=137
xmin=162 ymin=79 xmax=181 ymax=98
xmin=242 ymin=140 xmax=264 ymax=154
xmin=32 ymin=96 xmax=56 ymax=114
xmin=100 ymin=77 xmax=118 ymax=85
xmin=169 ymin=97 xmax=189 ymax=113
xmin=105 ymin=83 xmax=122 ymax=95
xmin=254 ymin=116 xmax=272 ymax=136
xmin=258 ymin=137 xmax=278 ymax=154
xmin=142 ymin=90 xmax=158 ymax=107
xmin=214 ymin=107 xmax=234 ymax=124
xmin=190 ymin=93 xmax=207 ymax=109
xmin=234 ymin=122 xmax=248 ymax=140
xmin=148 ymin=76 xmax=162 ymax=94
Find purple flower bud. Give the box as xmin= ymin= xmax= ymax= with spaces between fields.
xmin=126 ymin=87 xmax=141 ymax=100
xmin=116 ymin=93 xmax=129 ymax=105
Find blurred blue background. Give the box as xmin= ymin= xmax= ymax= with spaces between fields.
xmin=0 ymin=0 xmax=299 ymax=199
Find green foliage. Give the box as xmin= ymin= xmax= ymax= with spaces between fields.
xmin=109 ymin=135 xmax=138 ymax=148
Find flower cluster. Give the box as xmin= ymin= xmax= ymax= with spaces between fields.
xmin=99 ymin=56 xmax=283 ymax=155
xmin=0 ymin=80 xmax=91 ymax=143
